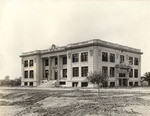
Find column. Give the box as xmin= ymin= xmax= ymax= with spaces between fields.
xmin=58 ymin=55 xmax=60 ymax=80
xmin=49 ymin=57 xmax=51 ymax=80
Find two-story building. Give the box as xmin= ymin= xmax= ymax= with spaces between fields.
xmin=20 ymin=39 xmax=143 ymax=87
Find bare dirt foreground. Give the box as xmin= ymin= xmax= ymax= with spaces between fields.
xmin=0 ymin=87 xmax=150 ymax=116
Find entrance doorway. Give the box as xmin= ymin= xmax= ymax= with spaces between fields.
xmin=119 ymin=79 xmax=128 ymax=86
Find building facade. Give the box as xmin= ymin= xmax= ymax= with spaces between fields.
xmin=20 ymin=39 xmax=143 ymax=87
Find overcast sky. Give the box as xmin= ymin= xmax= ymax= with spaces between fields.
xmin=0 ymin=0 xmax=150 ymax=79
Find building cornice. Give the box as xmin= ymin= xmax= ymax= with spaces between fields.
xmin=20 ymin=39 xmax=143 ymax=57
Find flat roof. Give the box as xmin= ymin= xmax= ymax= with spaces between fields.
xmin=20 ymin=39 xmax=143 ymax=57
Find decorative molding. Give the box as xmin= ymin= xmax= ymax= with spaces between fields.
xmin=116 ymin=53 xmax=119 ymax=59
xmin=50 ymin=44 xmax=58 ymax=51
xmin=68 ymin=53 xmax=71 ymax=59
xmin=89 ymin=50 xmax=93 ymax=56
xmin=98 ymin=49 xmax=101 ymax=56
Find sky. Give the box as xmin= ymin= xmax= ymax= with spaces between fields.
xmin=0 ymin=0 xmax=150 ymax=79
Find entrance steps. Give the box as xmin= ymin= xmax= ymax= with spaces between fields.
xmin=38 ymin=80 xmax=58 ymax=88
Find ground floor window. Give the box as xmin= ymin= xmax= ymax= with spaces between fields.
xmin=81 ymin=67 xmax=88 ymax=77
xmin=81 ymin=82 xmax=88 ymax=87
xmin=24 ymin=82 xmax=28 ymax=86
xmin=110 ymin=82 xmax=115 ymax=87
xmin=134 ymin=82 xmax=138 ymax=86
xmin=72 ymin=82 xmax=78 ymax=87
xmin=59 ymin=82 xmax=66 ymax=85
xmin=29 ymin=82 xmax=33 ymax=86
xmin=129 ymin=82 xmax=133 ymax=86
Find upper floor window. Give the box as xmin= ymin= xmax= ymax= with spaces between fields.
xmin=29 ymin=60 xmax=34 ymax=67
xmin=81 ymin=52 xmax=88 ymax=62
xmin=45 ymin=59 xmax=49 ymax=66
xmin=110 ymin=53 xmax=115 ymax=62
xmin=72 ymin=53 xmax=79 ymax=63
xmin=81 ymin=67 xmax=88 ymax=77
xmin=24 ymin=60 xmax=28 ymax=67
xmin=129 ymin=69 xmax=133 ymax=77
xmin=73 ymin=67 xmax=79 ymax=77
xmin=62 ymin=56 xmax=67 ymax=65
xmin=102 ymin=52 xmax=108 ymax=62
xmin=134 ymin=58 xmax=139 ymax=65
xmin=120 ymin=55 xmax=124 ymax=63
xmin=29 ymin=70 xmax=34 ymax=78
xmin=134 ymin=69 xmax=138 ymax=78
xmin=55 ymin=57 xmax=58 ymax=65
xmin=110 ymin=67 xmax=115 ymax=77
xmin=102 ymin=66 xmax=108 ymax=75
xmin=24 ymin=71 xmax=28 ymax=78
xmin=63 ymin=69 xmax=67 ymax=77
xmin=129 ymin=57 xmax=133 ymax=65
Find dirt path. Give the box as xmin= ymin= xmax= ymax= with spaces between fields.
xmin=0 ymin=87 xmax=150 ymax=116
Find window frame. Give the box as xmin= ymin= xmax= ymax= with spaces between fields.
xmin=72 ymin=53 xmax=79 ymax=63
xmin=102 ymin=52 xmax=108 ymax=62
xmin=110 ymin=53 xmax=115 ymax=62
xmin=81 ymin=66 xmax=88 ymax=77
xmin=81 ymin=52 xmax=88 ymax=62
xmin=73 ymin=67 xmax=79 ymax=77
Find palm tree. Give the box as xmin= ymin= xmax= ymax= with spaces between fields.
xmin=144 ymin=72 xmax=150 ymax=85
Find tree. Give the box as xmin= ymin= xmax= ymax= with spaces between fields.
xmin=144 ymin=72 xmax=150 ymax=85
xmin=86 ymin=71 xmax=108 ymax=98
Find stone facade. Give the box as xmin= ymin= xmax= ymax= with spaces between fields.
xmin=20 ymin=39 xmax=143 ymax=87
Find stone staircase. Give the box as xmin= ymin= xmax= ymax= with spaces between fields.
xmin=38 ymin=80 xmax=58 ymax=88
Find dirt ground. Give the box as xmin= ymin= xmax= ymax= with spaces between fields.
xmin=1 ymin=87 xmax=150 ymax=116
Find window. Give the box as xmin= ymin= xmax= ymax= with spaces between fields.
xmin=29 ymin=60 xmax=34 ymax=67
xmin=120 ymin=55 xmax=124 ymax=63
xmin=24 ymin=71 xmax=28 ymax=78
xmin=102 ymin=66 xmax=108 ymax=75
xmin=129 ymin=57 xmax=133 ymax=65
xmin=119 ymin=73 xmax=126 ymax=77
xmin=110 ymin=67 xmax=115 ymax=77
xmin=81 ymin=82 xmax=88 ymax=87
xmin=110 ymin=82 xmax=115 ymax=87
xmin=45 ymin=70 xmax=49 ymax=79
xmin=134 ymin=82 xmax=138 ymax=86
xmin=110 ymin=53 xmax=115 ymax=62
xmin=72 ymin=53 xmax=79 ymax=63
xmin=129 ymin=69 xmax=133 ymax=77
xmin=134 ymin=58 xmax=139 ymax=65
xmin=29 ymin=70 xmax=34 ymax=78
xmin=102 ymin=52 xmax=108 ymax=62
xmin=63 ymin=69 xmax=67 ymax=77
xmin=129 ymin=82 xmax=133 ymax=86
xmin=134 ymin=69 xmax=138 ymax=78
xmin=24 ymin=82 xmax=28 ymax=86
xmin=45 ymin=59 xmax=49 ymax=66
xmin=62 ymin=56 xmax=67 ymax=65
xmin=81 ymin=52 xmax=88 ymax=62
xmin=72 ymin=82 xmax=78 ymax=87
xmin=29 ymin=82 xmax=33 ymax=86
xmin=81 ymin=67 xmax=88 ymax=77
xmin=59 ymin=82 xmax=66 ymax=85
xmin=55 ymin=57 xmax=58 ymax=65
xmin=24 ymin=60 xmax=28 ymax=67
xmin=73 ymin=67 xmax=79 ymax=77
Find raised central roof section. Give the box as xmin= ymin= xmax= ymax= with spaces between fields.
xmin=21 ymin=39 xmax=143 ymax=57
